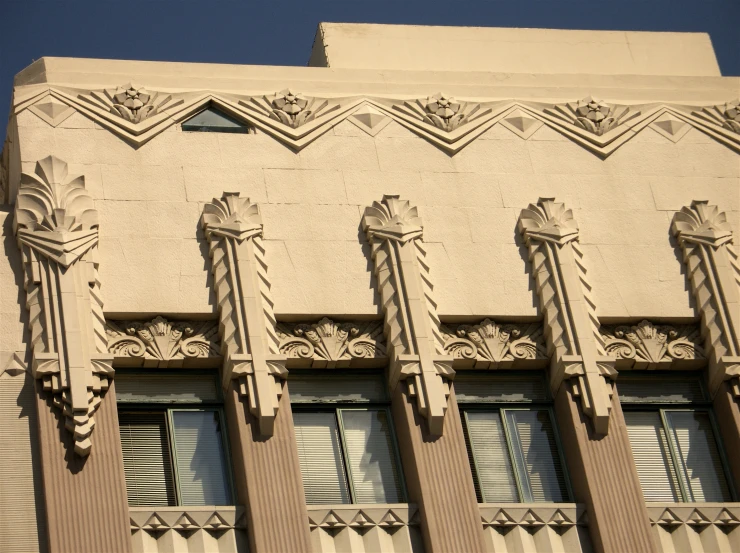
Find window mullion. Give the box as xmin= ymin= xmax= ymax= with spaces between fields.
xmin=336 ymin=409 xmax=357 ymax=504
xmin=166 ymin=409 xmax=183 ymax=506
xmin=501 ymin=409 xmax=530 ymax=502
xmin=661 ymin=409 xmax=693 ymax=502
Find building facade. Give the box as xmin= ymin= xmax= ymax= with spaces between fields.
xmin=1 ymin=23 xmax=739 ymax=553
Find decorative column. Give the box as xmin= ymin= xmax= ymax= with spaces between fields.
xmin=672 ymin=200 xmax=740 ymax=486
xmin=518 ymin=198 xmax=655 ymax=553
xmin=362 ymin=195 xmax=485 ymax=553
xmin=14 ymin=156 xmax=130 ymax=553
xmin=202 ymin=192 xmax=311 ymax=553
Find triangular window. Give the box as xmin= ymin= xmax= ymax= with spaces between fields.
xmin=182 ymin=106 xmax=252 ymax=134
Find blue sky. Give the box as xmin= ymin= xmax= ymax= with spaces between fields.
xmin=1 ymin=0 xmax=737 ymax=139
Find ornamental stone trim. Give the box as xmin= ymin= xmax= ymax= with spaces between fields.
xmin=276 ymin=318 xmax=387 ymax=369
xmin=13 ymin=156 xmax=113 ymax=456
xmin=307 ymin=505 xmax=419 ymax=533
xmin=201 ymin=192 xmax=287 ymax=436
xmin=106 ymin=317 xmax=220 ymax=368
xmin=600 ymin=320 xmax=705 ymax=370
xmin=440 ymin=319 xmax=548 ymax=369
xmin=518 ymin=198 xmax=616 ymax=435
xmin=362 ymin=195 xmax=453 ymax=436
xmin=479 ymin=504 xmax=587 ymax=534
xmin=671 ymin=201 xmax=740 ymax=397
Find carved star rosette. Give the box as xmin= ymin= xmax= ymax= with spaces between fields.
xmin=14 ymin=156 xmax=113 ymax=456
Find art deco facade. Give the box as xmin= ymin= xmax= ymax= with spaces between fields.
xmin=1 ymin=23 xmax=739 ymax=553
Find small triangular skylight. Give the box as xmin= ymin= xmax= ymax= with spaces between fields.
xmin=182 ymin=107 xmax=252 ymax=134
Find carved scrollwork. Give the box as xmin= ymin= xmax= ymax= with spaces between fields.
xmin=106 ymin=317 xmax=220 ymax=368
xmin=601 ymin=320 xmax=704 ymax=369
xmin=441 ymin=319 xmax=548 ymax=369
xmin=277 ymin=318 xmax=386 ymax=368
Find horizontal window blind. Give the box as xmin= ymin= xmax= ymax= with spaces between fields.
xmin=506 ymin=409 xmax=568 ymax=502
xmin=340 ymin=409 xmax=403 ymax=503
xmin=455 ymin=375 xmax=548 ymax=403
xmin=116 ymin=374 xmax=220 ymax=403
xmin=624 ymin=411 xmax=681 ymax=502
xmin=289 ymin=374 xmax=387 ymax=403
xmin=667 ymin=411 xmax=731 ymax=502
xmin=171 ymin=411 xmax=231 ymax=506
xmin=294 ymin=412 xmax=351 ymax=505
xmin=465 ymin=411 xmax=519 ymax=502
xmin=618 ymin=377 xmax=705 ymax=404
xmin=119 ymin=412 xmax=176 ymax=507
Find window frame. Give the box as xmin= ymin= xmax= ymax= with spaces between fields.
xmin=116 ymin=370 xmax=236 ymax=507
xmin=461 ymin=403 xmax=573 ymax=503
xmin=619 ymin=373 xmax=737 ymax=503
xmin=290 ymin=370 xmax=408 ymax=505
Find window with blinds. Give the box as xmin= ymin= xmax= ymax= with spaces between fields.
xmin=290 ymin=372 xmax=406 ymax=505
xmin=620 ymin=375 xmax=734 ymax=503
xmin=457 ymin=373 xmax=571 ymax=503
xmin=117 ymin=373 xmax=233 ymax=507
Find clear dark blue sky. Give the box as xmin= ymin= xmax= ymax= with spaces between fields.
xmin=1 ymin=0 xmax=737 ymax=139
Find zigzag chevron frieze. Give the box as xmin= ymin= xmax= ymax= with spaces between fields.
xmin=13 ymin=85 xmax=740 ymax=155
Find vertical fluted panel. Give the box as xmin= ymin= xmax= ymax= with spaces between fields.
xmin=391 ymin=383 xmax=486 ymax=553
xmin=712 ymin=382 xmax=740 ymax=489
xmin=554 ymin=384 xmax=656 ymax=553
xmin=225 ymin=381 xmax=311 ymax=553
xmin=36 ymin=380 xmax=131 ymax=553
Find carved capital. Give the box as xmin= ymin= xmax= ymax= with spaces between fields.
xmin=441 ymin=319 xmax=548 ymax=369
xmin=671 ymin=201 xmax=740 ymax=396
xmin=518 ymin=198 xmax=615 ymax=434
xmin=601 ymin=320 xmax=705 ymax=370
xmin=106 ymin=317 xmax=220 ymax=368
xmin=277 ymin=318 xmax=387 ymax=368
xmin=202 ymin=193 xmax=286 ymax=435
xmin=14 ymin=156 xmax=112 ymax=456
xmin=362 ymin=195 xmax=453 ymax=435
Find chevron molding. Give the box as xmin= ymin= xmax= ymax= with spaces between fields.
xmin=362 ymin=195 xmax=454 ymax=436
xmin=201 ymin=192 xmax=287 ymax=436
xmin=672 ymin=201 xmax=740 ymax=398
xmin=648 ymin=503 xmax=740 ymax=532
xmin=518 ymin=198 xmax=617 ymax=435
xmin=479 ymin=504 xmax=587 ymax=534
xmin=306 ymin=505 xmax=419 ymax=533
xmin=129 ymin=506 xmax=247 ymax=535
xmin=14 ymin=155 xmax=113 ymax=456
xmin=13 ymin=86 xmax=740 ymax=156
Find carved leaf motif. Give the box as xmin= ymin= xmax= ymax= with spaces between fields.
xmin=277 ymin=319 xmax=385 ymax=362
xmin=550 ymin=96 xmax=638 ymax=136
xmin=601 ymin=320 xmax=704 ymax=365
xmin=672 ymin=201 xmax=734 ymax=248
xmin=106 ymin=317 xmax=219 ymax=361
xmin=443 ymin=319 xmax=546 ymax=363
xmin=518 ymin=198 xmax=579 ymax=246
xmin=362 ymin=195 xmax=423 ymax=244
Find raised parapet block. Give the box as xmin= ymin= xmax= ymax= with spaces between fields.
xmin=13 ymin=156 xmax=113 ymax=456
xmin=361 ymin=195 xmax=453 ymax=436
xmin=517 ymin=198 xmax=616 ymax=435
xmin=672 ymin=201 xmax=740 ymax=397
xmin=201 ymin=192 xmax=287 ymax=436
xmin=309 ymin=23 xmax=722 ymax=76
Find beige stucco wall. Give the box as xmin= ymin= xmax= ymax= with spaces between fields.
xmin=11 ymin=104 xmax=739 ymax=321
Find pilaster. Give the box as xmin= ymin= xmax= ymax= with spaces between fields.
xmin=362 ymin=195 xmax=486 ymax=553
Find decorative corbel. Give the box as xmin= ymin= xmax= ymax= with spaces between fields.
xmin=672 ymin=201 xmax=740 ymax=397
xmin=201 ymin=193 xmax=287 ymax=435
xmin=361 ymin=195 xmax=453 ymax=435
xmin=13 ymin=156 xmax=113 ymax=456
xmin=518 ymin=198 xmax=616 ymax=435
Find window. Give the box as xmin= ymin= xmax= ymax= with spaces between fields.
xmin=290 ymin=372 xmax=406 ymax=505
xmin=116 ymin=372 xmax=234 ymax=507
xmin=620 ymin=374 xmax=735 ymax=503
xmin=456 ymin=373 xmax=571 ymax=503
xmin=181 ymin=106 xmax=253 ymax=134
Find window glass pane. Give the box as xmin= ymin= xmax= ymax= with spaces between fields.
xmin=505 ymin=410 xmax=568 ymax=502
xmin=118 ymin=412 xmax=176 ymax=507
xmin=116 ymin=374 xmax=219 ymax=404
xmin=294 ymin=412 xmax=350 ymax=504
xmin=624 ymin=411 xmax=681 ymax=502
xmin=618 ymin=377 xmax=705 ymax=404
xmin=182 ymin=107 xmax=251 ymax=134
xmin=289 ymin=374 xmax=388 ymax=404
xmin=171 ymin=411 xmax=231 ymax=506
xmin=666 ymin=411 xmax=731 ymax=502
xmin=340 ymin=409 xmax=404 ymax=503
xmin=465 ymin=411 xmax=519 ymax=502
xmin=455 ymin=375 xmax=548 ymax=404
